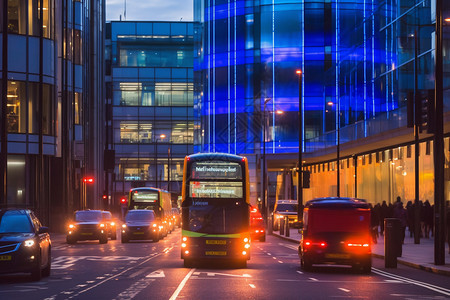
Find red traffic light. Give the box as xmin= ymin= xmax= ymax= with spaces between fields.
xmin=102 ymin=195 xmax=107 ymax=200
xmin=83 ymin=177 xmax=95 ymax=183
xmin=120 ymin=197 xmax=127 ymax=204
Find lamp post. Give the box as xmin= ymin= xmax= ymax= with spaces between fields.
xmin=262 ymin=98 xmax=271 ymax=227
xmin=296 ymin=69 xmax=303 ymax=222
xmin=327 ymin=100 xmax=340 ymax=197
xmin=155 ymin=134 xmax=166 ymax=188
xmin=434 ymin=0 xmax=445 ymax=266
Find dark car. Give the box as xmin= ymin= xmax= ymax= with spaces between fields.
xmin=0 ymin=209 xmax=51 ymax=280
xmin=250 ymin=206 xmax=265 ymax=242
xmin=298 ymin=198 xmax=372 ymax=273
xmin=171 ymin=207 xmax=181 ymax=227
xmin=121 ymin=210 xmax=160 ymax=243
xmin=66 ymin=210 xmax=108 ymax=244
xmin=272 ymin=200 xmax=300 ymax=230
xmin=102 ymin=211 xmax=117 ymax=240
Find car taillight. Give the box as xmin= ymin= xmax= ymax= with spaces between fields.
xmin=347 ymin=243 xmax=370 ymax=247
xmin=304 ymin=240 xmax=327 ymax=247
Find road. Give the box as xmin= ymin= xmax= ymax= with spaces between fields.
xmin=0 ymin=229 xmax=449 ymax=300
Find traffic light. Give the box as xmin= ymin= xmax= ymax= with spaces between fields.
xmin=407 ymin=89 xmax=435 ymax=133
xmin=302 ymin=170 xmax=310 ymax=189
xmin=120 ymin=197 xmax=127 ymax=205
xmin=83 ymin=177 xmax=95 ymax=183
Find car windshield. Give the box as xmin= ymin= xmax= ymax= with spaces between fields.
xmin=75 ymin=211 xmax=102 ymax=222
xmin=0 ymin=211 xmax=33 ymax=233
xmin=126 ymin=211 xmax=155 ymax=222
xmin=276 ymin=204 xmax=298 ymax=212
xmin=102 ymin=213 xmax=112 ymax=220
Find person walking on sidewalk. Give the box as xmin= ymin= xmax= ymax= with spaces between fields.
xmin=393 ymin=201 xmax=408 ymax=244
xmin=380 ymin=201 xmax=389 ymax=235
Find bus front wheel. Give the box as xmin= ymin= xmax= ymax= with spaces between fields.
xmin=183 ymin=259 xmax=193 ymax=268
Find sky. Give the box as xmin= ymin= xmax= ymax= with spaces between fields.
xmin=106 ymin=0 xmax=193 ymax=21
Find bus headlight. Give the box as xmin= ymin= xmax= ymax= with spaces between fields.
xmin=242 ymin=251 xmax=247 ymax=256
xmin=244 ymin=243 xmax=250 ymax=249
xmin=243 ymin=237 xmax=249 ymax=243
xmin=182 ymin=237 xmax=187 ymax=242
xmin=181 ymin=243 xmax=187 ymax=248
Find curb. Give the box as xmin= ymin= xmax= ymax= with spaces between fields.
xmin=272 ymin=233 xmax=450 ymax=277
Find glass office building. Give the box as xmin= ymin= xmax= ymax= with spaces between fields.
xmin=105 ymin=21 xmax=194 ymax=202
xmin=194 ymin=0 xmax=450 ymax=205
xmin=0 ymin=0 xmax=105 ymax=228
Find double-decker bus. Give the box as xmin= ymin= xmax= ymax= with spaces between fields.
xmin=180 ymin=153 xmax=251 ymax=268
xmin=127 ymin=187 xmax=173 ymax=233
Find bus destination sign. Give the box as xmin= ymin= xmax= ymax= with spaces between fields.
xmin=191 ymin=162 xmax=242 ymax=180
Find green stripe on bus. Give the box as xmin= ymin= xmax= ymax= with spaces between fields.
xmin=182 ymin=230 xmax=245 ymax=238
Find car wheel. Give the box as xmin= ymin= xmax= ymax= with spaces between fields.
xmin=31 ymin=251 xmax=42 ymax=281
xmin=121 ymin=236 xmax=128 ymax=243
xmin=99 ymin=236 xmax=108 ymax=244
xmin=66 ymin=236 xmax=76 ymax=244
xmin=361 ymin=259 xmax=372 ymax=274
xmin=236 ymin=260 xmax=247 ymax=268
xmin=153 ymin=234 xmax=159 ymax=242
xmin=42 ymin=249 xmax=51 ymax=277
xmin=111 ymin=231 xmax=117 ymax=240
xmin=259 ymin=235 xmax=266 ymax=242
xmin=301 ymin=257 xmax=312 ymax=271
xmin=183 ymin=259 xmax=193 ymax=268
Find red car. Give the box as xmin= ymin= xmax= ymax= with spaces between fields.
xmin=250 ymin=206 xmax=265 ymax=242
xmin=298 ymin=198 xmax=372 ymax=273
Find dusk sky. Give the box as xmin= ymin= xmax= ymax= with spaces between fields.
xmin=106 ymin=0 xmax=193 ymax=21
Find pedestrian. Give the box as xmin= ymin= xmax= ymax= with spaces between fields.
xmin=370 ymin=203 xmax=379 ymax=244
xmin=393 ymin=201 xmax=408 ymax=244
xmin=406 ymin=201 xmax=414 ymax=238
xmin=380 ymin=201 xmax=389 ymax=235
xmin=423 ymin=200 xmax=433 ymax=238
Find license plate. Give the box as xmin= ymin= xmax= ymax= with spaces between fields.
xmin=0 ymin=255 xmax=12 ymax=261
xmin=325 ymin=253 xmax=350 ymax=259
xmin=205 ymin=251 xmax=227 ymax=256
xmin=206 ymin=240 xmax=226 ymax=245
xmin=81 ymin=232 xmax=93 ymax=235
xmin=133 ymin=232 xmax=144 ymax=235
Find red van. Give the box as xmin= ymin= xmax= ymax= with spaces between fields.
xmin=250 ymin=206 xmax=266 ymax=242
xmin=298 ymin=198 xmax=372 ymax=273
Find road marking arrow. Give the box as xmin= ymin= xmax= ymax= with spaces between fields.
xmin=146 ymin=269 xmax=165 ymax=278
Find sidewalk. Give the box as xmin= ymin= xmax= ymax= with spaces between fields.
xmin=272 ymin=228 xmax=450 ymax=276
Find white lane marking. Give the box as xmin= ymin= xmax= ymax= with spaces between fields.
xmin=169 ymin=268 xmax=195 ymax=300
xmin=296 ymin=271 xmax=303 ymax=275
xmin=278 ymin=261 xmax=283 ymax=264
xmin=338 ymin=288 xmax=350 ymax=293
xmin=146 ymin=269 xmax=165 ymax=278
xmin=272 ymin=257 xmax=277 ymax=260
xmin=372 ymin=268 xmax=450 ymax=296
xmin=249 ymin=284 xmax=256 ymax=289
xmin=192 ymin=272 xmax=252 ymax=278
xmin=114 ymin=278 xmax=155 ymax=300
xmin=66 ymin=253 xmax=163 ymax=299
xmin=267 ymin=253 xmax=272 ymax=255
xmin=279 ymin=243 xmax=298 ymax=251
xmin=309 ymin=278 xmax=318 ymax=281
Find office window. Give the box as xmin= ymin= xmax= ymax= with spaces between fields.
xmin=118 ymin=83 xmax=141 ymax=106
xmin=7 ymin=81 xmax=26 ymax=133
xmin=73 ymin=29 xmax=82 ymax=64
xmin=8 ymin=0 xmax=26 ymax=34
xmin=74 ymin=92 xmax=81 ymax=124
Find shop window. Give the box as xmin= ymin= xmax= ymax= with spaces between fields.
xmin=7 ymin=81 xmax=26 ymax=133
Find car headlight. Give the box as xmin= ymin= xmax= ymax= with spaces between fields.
xmin=122 ymin=224 xmax=127 ymax=228
xmin=99 ymin=223 xmax=105 ymax=228
xmin=110 ymin=222 xmax=115 ymax=226
xmin=69 ymin=224 xmax=75 ymax=229
xmin=24 ymin=240 xmax=35 ymax=247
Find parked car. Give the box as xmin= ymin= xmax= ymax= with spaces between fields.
xmin=102 ymin=211 xmax=117 ymax=240
xmin=121 ymin=210 xmax=160 ymax=243
xmin=0 ymin=209 xmax=51 ymax=280
xmin=66 ymin=210 xmax=108 ymax=244
xmin=171 ymin=207 xmax=181 ymax=227
xmin=250 ymin=206 xmax=265 ymax=242
xmin=298 ymin=197 xmax=372 ymax=273
xmin=272 ymin=200 xmax=301 ymax=230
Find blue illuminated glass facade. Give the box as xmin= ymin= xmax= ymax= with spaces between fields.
xmin=194 ymin=0 xmax=450 ymax=156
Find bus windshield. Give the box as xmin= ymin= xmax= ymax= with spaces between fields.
xmin=188 ymin=204 xmax=247 ymax=234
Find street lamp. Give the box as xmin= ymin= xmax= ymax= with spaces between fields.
xmin=262 ymin=98 xmax=283 ymax=230
xmin=327 ymin=100 xmax=340 ymax=197
xmin=155 ymin=134 xmax=166 ymax=188
xmin=296 ymin=69 xmax=303 ymax=223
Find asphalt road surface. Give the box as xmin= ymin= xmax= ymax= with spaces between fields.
xmin=0 ymin=229 xmax=449 ymax=300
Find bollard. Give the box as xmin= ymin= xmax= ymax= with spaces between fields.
xmin=384 ymin=218 xmax=401 ymax=268
xmin=280 ymin=218 xmax=285 ymax=235
xmin=285 ymin=216 xmax=290 ymax=237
